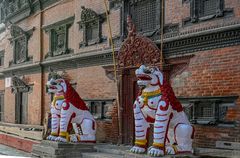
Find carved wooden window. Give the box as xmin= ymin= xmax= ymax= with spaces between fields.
xmin=180 ymin=96 xmax=238 ymax=125
xmin=0 ymin=0 xmax=31 ymax=23
xmin=0 ymin=50 xmax=4 ymax=66
xmin=9 ymin=25 xmax=32 ymax=65
xmin=0 ymin=93 xmax=4 ymax=121
xmin=43 ymin=16 xmax=74 ymax=58
xmin=85 ymin=100 xmax=113 ymax=119
xmin=122 ymin=0 xmax=161 ymax=37
xmin=78 ymin=6 xmax=102 ymax=48
xmin=130 ymin=0 xmax=157 ymax=32
xmin=190 ymin=0 xmax=224 ymax=22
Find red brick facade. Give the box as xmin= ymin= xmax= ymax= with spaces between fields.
xmin=0 ymin=0 xmax=239 ymax=151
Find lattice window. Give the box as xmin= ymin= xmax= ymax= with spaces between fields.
xmin=181 ymin=96 xmax=237 ymax=125
xmin=85 ymin=100 xmax=114 ymax=119
xmin=130 ymin=0 xmax=157 ymax=32
xmin=194 ymin=102 xmax=215 ymax=122
xmin=190 ymin=0 xmax=224 ymax=22
xmin=199 ymin=0 xmax=217 ymax=17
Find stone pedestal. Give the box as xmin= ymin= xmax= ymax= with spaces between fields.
xmin=31 ymin=140 xmax=95 ymax=158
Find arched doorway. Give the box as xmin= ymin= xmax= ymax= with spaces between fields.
xmin=117 ymin=16 xmax=161 ymax=145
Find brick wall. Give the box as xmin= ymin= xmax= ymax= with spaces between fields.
xmin=171 ymin=45 xmax=240 ymax=147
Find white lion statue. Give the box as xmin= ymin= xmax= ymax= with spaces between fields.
xmin=46 ymin=70 xmax=96 ymax=143
xmin=130 ymin=65 xmax=194 ymax=156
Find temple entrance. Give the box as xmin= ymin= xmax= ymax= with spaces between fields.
xmin=120 ymin=68 xmax=138 ymax=145
xmin=117 ymin=17 xmax=161 ymax=145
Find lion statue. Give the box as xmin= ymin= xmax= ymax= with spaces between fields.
xmin=130 ymin=65 xmax=194 ymax=156
xmin=46 ymin=69 xmax=96 ymax=143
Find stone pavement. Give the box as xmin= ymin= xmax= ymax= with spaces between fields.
xmin=0 ymin=144 xmax=31 ymax=157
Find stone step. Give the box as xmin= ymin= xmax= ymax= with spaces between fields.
xmin=32 ymin=140 xmax=96 ymax=158
xmin=94 ymin=144 xmax=129 ymax=155
xmin=82 ymin=152 xmax=124 ymax=158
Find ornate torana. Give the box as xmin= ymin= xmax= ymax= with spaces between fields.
xmin=11 ymin=75 xmax=29 ymax=93
xmin=118 ymin=16 xmax=160 ymax=68
xmin=80 ymin=6 xmax=99 ymax=25
xmin=78 ymin=6 xmax=103 ymax=47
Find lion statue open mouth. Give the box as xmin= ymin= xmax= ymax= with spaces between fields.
xmin=130 ymin=65 xmax=194 ymax=156
xmin=46 ymin=69 xmax=96 ymax=143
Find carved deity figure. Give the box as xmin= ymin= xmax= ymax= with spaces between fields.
xmin=130 ymin=65 xmax=194 ymax=156
xmin=46 ymin=69 xmax=96 ymax=143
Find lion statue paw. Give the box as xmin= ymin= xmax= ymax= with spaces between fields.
xmin=147 ymin=146 xmax=164 ymax=157
xmin=46 ymin=135 xmax=58 ymax=141
xmin=70 ymin=134 xmax=79 ymax=143
xmin=130 ymin=146 xmax=146 ymax=154
xmin=55 ymin=136 xmax=67 ymax=142
xmin=165 ymin=146 xmax=176 ymax=155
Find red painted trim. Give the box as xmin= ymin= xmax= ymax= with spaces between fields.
xmin=62 ymin=102 xmax=70 ymax=110
xmin=146 ymin=104 xmax=157 ymax=110
xmin=146 ymin=115 xmax=155 ymax=123
xmin=159 ymin=100 xmax=169 ymax=111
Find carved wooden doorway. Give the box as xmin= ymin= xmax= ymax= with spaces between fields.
xmin=11 ymin=75 xmax=30 ymax=124
xmin=15 ymin=92 xmax=28 ymax=124
xmin=117 ymin=17 xmax=161 ymax=145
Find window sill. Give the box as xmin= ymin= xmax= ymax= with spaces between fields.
xmin=191 ymin=121 xmax=237 ymax=128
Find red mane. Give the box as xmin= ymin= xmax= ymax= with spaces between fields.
xmin=63 ymin=80 xmax=89 ymax=111
xmin=160 ymin=79 xmax=183 ymax=112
